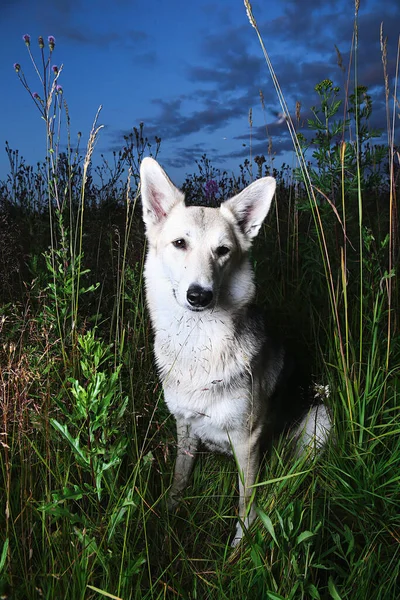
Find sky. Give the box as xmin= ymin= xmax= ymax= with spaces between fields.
xmin=0 ymin=0 xmax=399 ymax=185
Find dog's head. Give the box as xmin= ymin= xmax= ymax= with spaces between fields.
xmin=140 ymin=157 xmax=276 ymax=312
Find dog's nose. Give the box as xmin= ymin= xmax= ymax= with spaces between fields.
xmin=187 ymin=284 xmax=213 ymax=308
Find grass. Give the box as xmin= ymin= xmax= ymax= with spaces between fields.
xmin=1 ymin=10 xmax=400 ymax=599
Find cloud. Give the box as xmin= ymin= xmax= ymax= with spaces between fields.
xmin=58 ymin=27 xmax=149 ymax=48
xmin=109 ymin=0 xmax=398 ymax=175
xmin=188 ymin=24 xmax=264 ymax=92
xmin=112 ymin=89 xmax=257 ymax=150
xmin=161 ymin=143 xmax=211 ymax=169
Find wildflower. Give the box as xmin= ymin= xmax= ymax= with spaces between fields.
xmin=254 ymin=155 xmax=266 ymax=167
xmin=56 ymin=85 xmax=63 ymax=93
xmin=38 ymin=36 xmax=44 ymax=49
xmin=13 ymin=63 xmax=21 ymax=73
xmin=48 ymin=35 xmax=55 ymax=51
xmin=52 ymin=65 xmax=58 ymax=74
xmin=32 ymin=92 xmax=40 ymax=99
xmin=204 ymin=179 xmax=219 ymax=199
xmin=313 ymin=383 xmax=330 ymax=400
xmin=23 ymin=34 xmax=31 ymax=46
xmin=315 ymin=79 xmax=333 ymax=93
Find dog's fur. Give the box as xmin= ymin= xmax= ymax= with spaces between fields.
xmin=140 ymin=157 xmax=331 ymax=545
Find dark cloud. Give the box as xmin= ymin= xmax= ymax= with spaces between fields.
xmin=220 ymin=137 xmax=295 ymax=163
xmin=55 ymin=27 xmax=149 ymax=49
xmin=188 ymin=23 xmax=264 ymax=92
xmin=110 ymin=0 xmax=398 ymax=174
xmin=162 ymin=143 xmax=211 ymax=170
xmin=113 ymin=90 xmax=257 ymax=149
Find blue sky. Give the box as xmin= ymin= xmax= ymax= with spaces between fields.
xmin=1 ymin=0 xmax=399 ymax=185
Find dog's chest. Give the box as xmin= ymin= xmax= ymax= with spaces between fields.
xmin=154 ymin=311 xmax=248 ymax=389
xmin=154 ymin=312 xmax=253 ymax=430
xmin=167 ymin=386 xmax=250 ymax=452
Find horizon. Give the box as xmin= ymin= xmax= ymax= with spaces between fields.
xmin=1 ymin=0 xmax=399 ymax=187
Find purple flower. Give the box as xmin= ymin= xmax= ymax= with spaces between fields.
xmin=48 ymin=35 xmax=56 ymax=50
xmin=204 ymin=179 xmax=219 ymax=199
xmin=23 ymin=34 xmax=31 ymax=46
xmin=56 ymin=85 xmax=63 ymax=93
xmin=32 ymin=92 xmax=40 ymax=99
xmin=13 ymin=63 xmax=21 ymax=73
xmin=38 ymin=36 xmax=44 ymax=49
xmin=52 ymin=65 xmax=58 ymax=74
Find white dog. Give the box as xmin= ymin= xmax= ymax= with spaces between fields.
xmin=140 ymin=157 xmax=331 ymax=545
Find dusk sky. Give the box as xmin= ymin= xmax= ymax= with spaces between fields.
xmin=1 ymin=0 xmax=399 ymax=185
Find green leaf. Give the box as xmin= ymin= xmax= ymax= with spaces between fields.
xmin=267 ymin=592 xmax=287 ymax=600
xmin=306 ymin=583 xmax=321 ymax=599
xmin=296 ymin=530 xmax=315 ymax=545
xmin=50 ymin=419 xmax=90 ymax=465
xmin=328 ymin=577 xmax=343 ymax=600
xmin=0 ymin=538 xmax=9 ymax=573
xmin=108 ymin=498 xmax=137 ymax=543
xmin=256 ymin=508 xmax=279 ymax=546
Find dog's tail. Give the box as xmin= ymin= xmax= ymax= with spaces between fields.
xmin=292 ymin=384 xmax=332 ymax=457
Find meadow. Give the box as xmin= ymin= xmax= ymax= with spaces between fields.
xmin=0 ymin=9 xmax=399 ymax=600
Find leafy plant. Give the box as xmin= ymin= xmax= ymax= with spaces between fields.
xmin=297 ymin=79 xmax=386 ymax=205
xmin=50 ymin=330 xmax=129 ymax=500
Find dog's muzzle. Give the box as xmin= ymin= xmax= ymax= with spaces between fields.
xmin=186 ymin=284 xmax=213 ymax=309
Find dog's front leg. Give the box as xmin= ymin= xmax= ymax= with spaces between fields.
xmin=168 ymin=418 xmax=199 ymax=510
xmin=231 ymin=436 xmax=260 ymax=547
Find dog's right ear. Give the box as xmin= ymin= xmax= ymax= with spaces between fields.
xmin=140 ymin=157 xmax=184 ymax=231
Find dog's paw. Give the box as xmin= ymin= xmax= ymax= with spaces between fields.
xmin=166 ymin=493 xmax=180 ymax=512
xmin=231 ymin=533 xmax=242 ymax=548
xmin=231 ymin=521 xmax=245 ymax=547
xmin=231 ymin=509 xmax=257 ymax=547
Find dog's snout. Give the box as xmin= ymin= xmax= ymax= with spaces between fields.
xmin=187 ymin=284 xmax=213 ymax=308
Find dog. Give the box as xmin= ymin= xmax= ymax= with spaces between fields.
xmin=140 ymin=157 xmax=331 ymax=546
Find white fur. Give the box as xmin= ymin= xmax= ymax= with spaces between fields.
xmin=140 ymin=157 xmax=330 ymax=547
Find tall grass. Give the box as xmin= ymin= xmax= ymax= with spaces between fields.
xmin=0 ymin=11 xmax=399 ymax=600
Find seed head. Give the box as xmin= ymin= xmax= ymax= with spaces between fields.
xmin=244 ymin=0 xmax=256 ymax=29
xmin=32 ymin=92 xmax=40 ymax=100
xmin=23 ymin=34 xmax=31 ymax=46
xmin=52 ymin=65 xmax=58 ymax=74
xmin=48 ymin=35 xmax=56 ymax=51
xmin=13 ymin=63 xmax=21 ymax=73
xmin=38 ymin=36 xmax=44 ymax=49
xmin=56 ymin=85 xmax=63 ymax=94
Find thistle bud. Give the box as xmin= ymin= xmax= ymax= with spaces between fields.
xmin=38 ymin=36 xmax=44 ymax=49
xmin=23 ymin=34 xmax=31 ymax=46
xmin=13 ymin=63 xmax=21 ymax=73
xmin=48 ymin=36 xmax=55 ymax=51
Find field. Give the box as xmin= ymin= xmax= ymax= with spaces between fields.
xmin=0 ymin=12 xmax=399 ymax=600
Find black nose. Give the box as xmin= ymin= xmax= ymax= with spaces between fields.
xmin=186 ymin=284 xmax=213 ymax=308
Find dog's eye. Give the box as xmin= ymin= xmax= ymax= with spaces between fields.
xmin=216 ymin=245 xmax=230 ymax=257
xmin=172 ymin=238 xmax=187 ymax=250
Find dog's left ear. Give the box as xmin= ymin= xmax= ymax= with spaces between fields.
xmin=140 ymin=157 xmax=184 ymax=230
xmin=222 ymin=177 xmax=276 ymax=239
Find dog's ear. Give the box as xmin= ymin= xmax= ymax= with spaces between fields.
xmin=222 ymin=177 xmax=276 ymax=239
xmin=140 ymin=157 xmax=184 ymax=229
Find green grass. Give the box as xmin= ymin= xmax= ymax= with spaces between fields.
xmin=1 ymin=8 xmax=400 ymax=599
